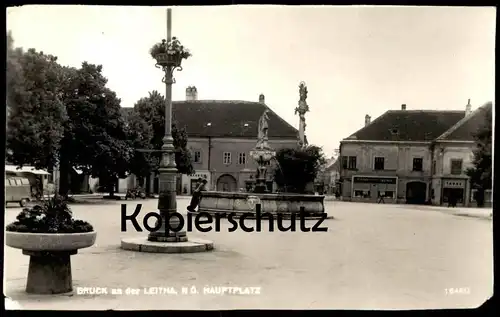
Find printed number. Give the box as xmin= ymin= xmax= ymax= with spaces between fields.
xmin=445 ymin=287 xmax=470 ymax=295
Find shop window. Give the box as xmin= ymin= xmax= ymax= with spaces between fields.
xmin=354 ymin=190 xmax=370 ymax=198
xmin=412 ymin=158 xmax=423 ymax=171
xmin=374 ymin=157 xmax=385 ymax=170
xmin=379 ymin=191 xmax=394 ymax=198
xmin=450 ymin=159 xmax=463 ymax=175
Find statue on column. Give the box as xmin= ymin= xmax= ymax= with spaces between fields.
xmin=295 ymin=81 xmax=309 ymax=148
xmin=256 ymin=110 xmax=270 ymax=149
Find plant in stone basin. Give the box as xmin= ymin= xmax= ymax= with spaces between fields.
xmin=6 ymin=195 xmax=93 ymax=233
xmin=5 ymin=195 xmax=97 ymax=295
xmin=149 ymin=37 xmax=192 ymax=60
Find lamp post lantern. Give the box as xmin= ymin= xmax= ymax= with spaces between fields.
xmin=147 ymin=8 xmax=191 ymax=242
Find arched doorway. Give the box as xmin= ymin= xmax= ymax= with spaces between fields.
xmin=406 ymin=181 xmax=427 ymax=204
xmin=217 ymin=174 xmax=237 ymax=192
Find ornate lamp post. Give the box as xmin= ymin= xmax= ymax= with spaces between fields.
xmin=147 ymin=9 xmax=191 ymax=242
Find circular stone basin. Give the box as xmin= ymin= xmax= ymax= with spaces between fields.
xmin=5 ymin=231 xmax=97 ymax=251
xmin=121 ymin=237 xmax=214 ymax=253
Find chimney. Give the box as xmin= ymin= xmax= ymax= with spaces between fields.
xmin=401 ymin=104 xmax=406 ymax=110
xmin=186 ymin=86 xmax=198 ymax=101
xmin=465 ymin=99 xmax=472 ymax=116
xmin=259 ymin=94 xmax=265 ymax=103
xmin=192 ymin=86 xmax=198 ymax=100
xmin=365 ymin=114 xmax=371 ymax=126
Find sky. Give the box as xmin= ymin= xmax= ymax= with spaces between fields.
xmin=6 ymin=5 xmax=496 ymax=158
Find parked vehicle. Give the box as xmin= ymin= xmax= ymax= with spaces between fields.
xmin=125 ymin=187 xmax=146 ymax=200
xmin=5 ymin=177 xmax=32 ymax=207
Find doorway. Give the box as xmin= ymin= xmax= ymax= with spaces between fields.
xmin=406 ymin=181 xmax=427 ymax=205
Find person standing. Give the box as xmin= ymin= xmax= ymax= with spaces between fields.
xmin=187 ymin=178 xmax=208 ymax=212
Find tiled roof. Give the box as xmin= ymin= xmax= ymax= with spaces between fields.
xmin=121 ymin=100 xmax=298 ymax=139
xmin=437 ymin=102 xmax=493 ymax=141
xmin=344 ymin=110 xmax=466 ymax=142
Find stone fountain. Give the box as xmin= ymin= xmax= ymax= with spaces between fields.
xmin=195 ymin=82 xmax=329 ymax=220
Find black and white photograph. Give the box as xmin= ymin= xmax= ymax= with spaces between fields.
xmin=4 ymin=5 xmax=495 ymax=311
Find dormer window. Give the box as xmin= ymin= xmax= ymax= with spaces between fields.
xmin=390 ymin=128 xmax=399 ymax=135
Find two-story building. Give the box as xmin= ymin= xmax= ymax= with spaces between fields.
xmin=339 ymin=103 xmax=467 ymax=204
xmin=339 ymin=101 xmax=492 ymax=206
xmin=430 ymin=101 xmax=493 ymax=206
xmin=123 ymin=87 xmax=299 ymax=195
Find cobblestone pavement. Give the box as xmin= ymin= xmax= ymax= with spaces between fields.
xmin=4 ymin=199 xmax=493 ymax=310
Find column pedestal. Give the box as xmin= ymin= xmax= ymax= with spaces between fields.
xmin=23 ymin=250 xmax=77 ymax=294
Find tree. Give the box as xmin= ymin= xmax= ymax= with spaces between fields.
xmin=7 ymin=35 xmax=134 ymax=198
xmin=6 ymin=32 xmax=67 ymax=171
xmin=128 ymin=90 xmax=194 ymax=184
xmin=58 ymin=62 xmax=133 ymax=197
xmin=273 ymin=145 xmax=326 ymax=194
xmin=466 ymin=106 xmax=492 ymax=207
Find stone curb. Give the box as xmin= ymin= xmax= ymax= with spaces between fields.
xmin=121 ymin=237 xmax=214 ymax=253
xmin=191 ymin=211 xmax=334 ymax=220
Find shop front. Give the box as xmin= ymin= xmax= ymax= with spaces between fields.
xmin=441 ymin=178 xmax=467 ymax=206
xmin=181 ymin=171 xmax=211 ymax=195
xmin=351 ymin=175 xmax=398 ymax=203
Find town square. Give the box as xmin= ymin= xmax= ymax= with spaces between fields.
xmin=5 ymin=5 xmax=494 ymax=311
xmin=4 ymin=197 xmax=493 ymax=310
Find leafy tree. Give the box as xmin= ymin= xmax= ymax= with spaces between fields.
xmin=7 ymin=34 xmax=134 ymax=198
xmin=126 ymin=109 xmax=157 ymax=186
xmin=273 ymin=145 xmax=326 ymax=194
xmin=466 ymin=105 xmax=492 ymax=207
xmin=6 ymin=32 xmax=67 ymax=170
xmin=128 ymin=90 xmax=194 ymax=185
xmin=58 ymin=62 xmax=133 ymax=197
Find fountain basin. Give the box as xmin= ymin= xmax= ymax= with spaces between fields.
xmin=197 ymin=191 xmax=328 ymax=219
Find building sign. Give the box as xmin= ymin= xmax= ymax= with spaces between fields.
xmin=353 ymin=176 xmax=397 ymax=184
xmin=444 ymin=180 xmax=465 ymax=188
xmin=189 ymin=173 xmax=209 ymax=179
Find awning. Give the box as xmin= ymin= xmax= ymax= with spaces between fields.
xmin=5 ymin=165 xmax=50 ymax=175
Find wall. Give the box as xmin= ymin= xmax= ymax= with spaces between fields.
xmin=339 ymin=141 xmax=433 ymax=200
xmin=433 ymin=142 xmax=474 ymax=176
xmin=188 ymin=137 xmax=297 ymax=191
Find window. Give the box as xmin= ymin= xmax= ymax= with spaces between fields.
xmin=450 ymin=159 xmax=463 ymax=175
xmin=354 ymin=190 xmax=370 ymax=198
xmin=374 ymin=157 xmax=385 ymax=170
xmin=348 ymin=156 xmax=357 ymax=170
xmin=413 ymin=158 xmax=423 ymax=171
xmin=223 ymin=152 xmax=232 ymax=165
xmin=238 ymin=152 xmax=246 ymax=165
xmin=431 ymin=160 xmax=436 ymax=174
xmin=341 ymin=156 xmax=348 ymax=169
xmin=383 ymin=191 xmax=394 ymax=199
xmin=193 ymin=151 xmax=202 ymax=163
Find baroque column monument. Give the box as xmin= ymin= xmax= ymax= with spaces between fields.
xmin=295 ymin=81 xmax=309 ymax=148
